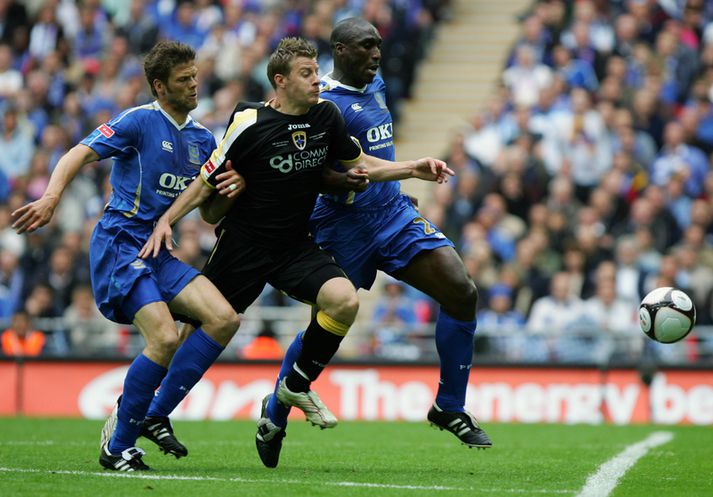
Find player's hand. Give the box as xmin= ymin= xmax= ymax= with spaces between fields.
xmin=345 ymin=168 xmax=369 ymax=191
xmin=139 ymin=215 xmax=173 ymax=259
xmin=214 ymin=160 xmax=245 ymax=198
xmin=411 ymin=157 xmax=454 ymax=183
xmin=11 ymin=194 xmax=60 ymax=234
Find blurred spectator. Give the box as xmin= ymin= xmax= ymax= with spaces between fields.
xmin=1 ymin=309 xmax=44 ymax=356
xmin=551 ymin=43 xmax=599 ymax=92
xmin=582 ymin=275 xmax=639 ymax=334
xmin=502 ymin=43 xmax=553 ymax=108
xmin=0 ymin=104 xmax=35 ymax=184
xmin=526 ymin=271 xmax=584 ymax=333
xmin=63 ymin=284 xmax=119 ymax=355
xmin=650 ymin=121 xmax=708 ymax=198
xmin=28 ymin=3 xmax=65 ymax=63
xmin=0 ymin=249 xmax=22 ymax=320
xmin=612 ymin=235 xmax=647 ymax=304
xmin=478 ymin=283 xmax=527 ymax=360
xmin=371 ymin=277 xmax=421 ymax=359
xmin=117 ymin=0 xmax=159 ymax=55
xmin=0 ymin=42 xmax=21 ymax=101
xmin=673 ymin=243 xmax=713 ymax=312
xmin=241 ymin=322 xmax=283 ymax=360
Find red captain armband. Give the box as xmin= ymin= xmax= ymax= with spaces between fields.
xmin=98 ymin=124 xmax=114 ymax=138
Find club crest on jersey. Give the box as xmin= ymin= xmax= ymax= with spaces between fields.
xmin=292 ymin=131 xmax=307 ymax=150
xmin=187 ymin=143 xmax=201 ymax=165
xmin=98 ymin=123 xmax=114 ymax=138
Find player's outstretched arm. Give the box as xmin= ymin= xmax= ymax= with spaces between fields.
xmin=318 ymin=166 xmax=369 ymax=194
xmin=12 ymin=144 xmax=99 ymax=234
xmin=346 ymin=154 xmax=455 ymax=184
xmin=199 ymin=160 xmax=244 ymax=224
xmin=139 ymin=175 xmax=215 ymax=259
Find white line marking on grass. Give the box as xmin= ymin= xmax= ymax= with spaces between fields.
xmin=0 ymin=467 xmax=575 ymax=493
xmin=0 ymin=467 xmax=458 ymax=491
xmin=575 ymin=431 xmax=674 ymax=497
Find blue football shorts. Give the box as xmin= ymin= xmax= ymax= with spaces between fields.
xmin=310 ymin=194 xmax=454 ymax=290
xmin=89 ymin=212 xmax=200 ymax=324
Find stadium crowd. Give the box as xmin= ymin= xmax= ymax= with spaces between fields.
xmin=409 ymin=0 xmax=713 ymax=364
xmin=0 ymin=0 xmax=447 ymax=357
xmin=0 ymin=0 xmax=712 ymax=365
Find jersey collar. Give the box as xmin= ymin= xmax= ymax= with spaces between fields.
xmin=153 ymin=101 xmax=193 ymax=130
xmin=322 ymin=73 xmax=368 ymax=93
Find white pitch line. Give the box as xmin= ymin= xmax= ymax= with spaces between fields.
xmin=0 ymin=467 xmax=459 ymax=491
xmin=575 ymin=431 xmax=674 ymax=497
xmin=0 ymin=467 xmax=575 ymax=494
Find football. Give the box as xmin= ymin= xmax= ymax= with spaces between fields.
xmin=639 ymin=287 xmax=696 ymax=343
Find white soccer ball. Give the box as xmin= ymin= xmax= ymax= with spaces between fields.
xmin=639 ymin=287 xmax=696 ymax=344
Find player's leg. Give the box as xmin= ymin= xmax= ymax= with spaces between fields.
xmin=391 ymin=245 xmax=492 ymax=448
xmin=139 ymin=274 xmax=240 ymax=457
xmin=257 ymin=250 xmax=356 ymax=468
xmin=278 ymin=275 xmax=357 ymax=426
xmin=101 ymin=290 xmax=180 ymax=471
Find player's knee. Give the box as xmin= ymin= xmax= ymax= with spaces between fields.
xmin=445 ymin=275 xmax=477 ymax=308
xmin=203 ymin=305 xmax=240 ymax=345
xmin=147 ymin=326 xmax=181 ymax=357
xmin=320 ymin=283 xmax=359 ymax=325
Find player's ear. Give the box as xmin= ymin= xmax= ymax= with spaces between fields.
xmin=274 ymin=73 xmax=286 ymax=89
xmin=153 ymin=79 xmax=164 ymax=96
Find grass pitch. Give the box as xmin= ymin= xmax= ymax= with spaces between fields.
xmin=0 ymin=417 xmax=711 ymax=497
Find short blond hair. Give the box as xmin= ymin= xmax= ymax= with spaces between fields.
xmin=267 ymin=37 xmax=317 ymax=89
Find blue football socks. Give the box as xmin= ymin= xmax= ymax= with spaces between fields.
xmin=434 ymin=310 xmax=477 ymax=412
xmin=146 ymin=329 xmax=224 ymax=418
xmin=266 ymin=331 xmax=304 ymax=427
xmin=109 ymin=353 xmax=167 ymax=453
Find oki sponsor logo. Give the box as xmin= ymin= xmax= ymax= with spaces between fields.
xmin=158 ymin=173 xmax=191 ymax=191
xmin=366 ymin=123 xmax=392 ymax=143
xmin=98 ymin=124 xmax=114 ymax=138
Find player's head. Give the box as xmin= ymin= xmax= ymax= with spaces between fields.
xmin=268 ymin=37 xmax=320 ymax=107
xmin=330 ymin=17 xmax=382 ymax=87
xmin=143 ymin=41 xmax=198 ymax=115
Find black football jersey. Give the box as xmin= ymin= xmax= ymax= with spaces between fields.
xmin=201 ymin=100 xmax=362 ymax=246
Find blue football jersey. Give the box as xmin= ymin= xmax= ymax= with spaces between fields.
xmin=318 ymin=74 xmax=400 ymax=207
xmin=81 ymin=101 xmax=216 ymax=223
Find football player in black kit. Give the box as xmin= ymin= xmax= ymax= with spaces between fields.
xmin=138 ymin=37 xmax=452 ymax=457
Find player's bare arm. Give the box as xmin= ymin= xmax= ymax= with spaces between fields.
xmin=319 ymin=166 xmax=369 ymax=194
xmin=140 ymin=160 xmax=242 ymax=257
xmin=12 ymin=144 xmax=100 ymax=234
xmin=139 ymin=176 xmax=214 ymax=259
xmin=199 ymin=162 xmax=245 ymax=223
xmin=343 ymin=154 xmax=454 ymax=184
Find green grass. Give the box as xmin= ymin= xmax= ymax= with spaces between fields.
xmin=0 ymin=418 xmax=711 ymax=497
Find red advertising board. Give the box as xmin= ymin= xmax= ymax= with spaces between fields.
xmin=1 ymin=361 xmax=711 ymax=425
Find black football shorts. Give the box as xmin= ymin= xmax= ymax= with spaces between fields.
xmin=202 ymin=228 xmax=347 ymax=313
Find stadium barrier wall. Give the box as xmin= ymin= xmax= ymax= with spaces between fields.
xmin=1 ymin=359 xmax=711 ymax=425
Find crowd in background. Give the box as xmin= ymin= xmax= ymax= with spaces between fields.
xmin=1 ymin=0 xmax=712 ymax=365
xmin=0 ymin=0 xmax=447 ymax=357
xmin=403 ymin=0 xmax=713 ymax=363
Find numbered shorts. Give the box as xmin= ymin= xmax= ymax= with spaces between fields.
xmin=310 ymin=194 xmax=454 ymax=290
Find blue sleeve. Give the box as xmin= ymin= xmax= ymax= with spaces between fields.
xmin=80 ymin=108 xmax=141 ymax=160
